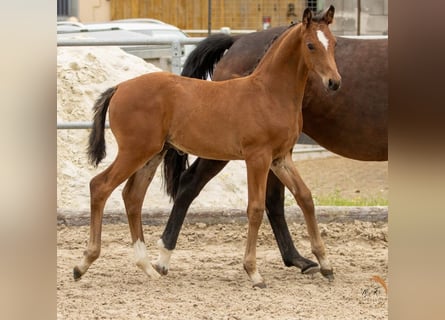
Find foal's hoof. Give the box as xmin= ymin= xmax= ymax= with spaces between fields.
xmin=321 ymin=268 xmax=335 ymax=281
xmin=73 ymin=267 xmax=83 ymax=281
xmin=152 ymin=263 xmax=169 ymax=276
xmin=253 ymin=282 xmax=267 ymax=289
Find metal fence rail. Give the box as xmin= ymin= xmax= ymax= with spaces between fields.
xmin=57 ymin=38 xmax=205 ymax=47
xmin=57 ymin=34 xmax=204 ymax=75
xmin=57 ymin=122 xmax=109 ymax=129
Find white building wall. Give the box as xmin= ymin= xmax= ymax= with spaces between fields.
xmin=321 ymin=0 xmax=388 ymax=35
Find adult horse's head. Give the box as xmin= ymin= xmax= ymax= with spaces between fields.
xmin=301 ymin=5 xmax=341 ymax=91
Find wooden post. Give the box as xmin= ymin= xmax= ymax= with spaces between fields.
xmin=208 ymin=0 xmax=212 ymax=35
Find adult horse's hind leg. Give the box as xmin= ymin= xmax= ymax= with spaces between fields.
xmin=154 ymin=158 xmax=229 ymax=275
xmin=122 ymin=152 xmax=165 ymax=278
xmin=73 ymin=151 xmax=159 ymax=280
xmin=270 ymin=153 xmax=334 ymax=280
xmin=265 ymin=170 xmax=320 ymax=274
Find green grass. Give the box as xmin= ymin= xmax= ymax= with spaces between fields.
xmin=284 ymin=189 xmax=388 ymax=207
xmin=313 ymin=195 xmax=388 ymax=206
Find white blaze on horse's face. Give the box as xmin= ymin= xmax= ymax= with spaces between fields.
xmin=316 ymin=30 xmax=329 ymax=50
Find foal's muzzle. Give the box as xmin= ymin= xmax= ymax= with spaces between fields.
xmin=328 ymin=78 xmax=341 ymax=91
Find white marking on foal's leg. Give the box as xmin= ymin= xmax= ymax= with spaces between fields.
xmin=133 ymin=239 xmax=161 ymax=279
xmin=316 ymin=30 xmax=329 ymax=50
xmin=152 ymin=239 xmax=172 ymax=275
xmin=250 ymin=270 xmax=265 ymax=287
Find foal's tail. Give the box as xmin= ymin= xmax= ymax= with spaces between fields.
xmin=87 ymin=86 xmax=116 ymax=167
xmin=163 ymin=33 xmax=238 ymax=200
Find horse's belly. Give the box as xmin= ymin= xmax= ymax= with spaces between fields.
xmin=168 ymin=138 xmax=244 ymax=161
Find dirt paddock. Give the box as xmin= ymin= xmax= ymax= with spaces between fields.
xmin=57 ymin=156 xmax=388 ymax=319
xmin=57 ymin=220 xmax=387 ymax=319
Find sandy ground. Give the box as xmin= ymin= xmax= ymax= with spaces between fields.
xmin=57 ymin=220 xmax=387 ymax=319
xmin=57 ymin=155 xmax=388 ymax=319
xmin=57 ymin=156 xmax=388 ymax=319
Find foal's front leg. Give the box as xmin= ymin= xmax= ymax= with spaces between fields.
xmin=270 ymin=153 xmax=334 ymax=280
xmin=244 ymin=156 xmax=271 ymax=288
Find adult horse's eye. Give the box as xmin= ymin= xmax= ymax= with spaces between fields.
xmin=307 ymin=43 xmax=315 ymax=50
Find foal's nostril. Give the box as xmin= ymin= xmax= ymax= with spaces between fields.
xmin=328 ymin=79 xmax=340 ymax=91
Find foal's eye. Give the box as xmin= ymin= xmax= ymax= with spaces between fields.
xmin=307 ymin=43 xmax=315 ymax=51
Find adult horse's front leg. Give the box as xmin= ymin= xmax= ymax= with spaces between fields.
xmin=270 ymin=153 xmax=334 ymax=280
xmin=122 ymin=153 xmax=165 ymax=279
xmin=153 ymin=158 xmax=229 ymax=275
xmin=244 ymin=155 xmax=271 ymax=288
xmin=265 ymin=170 xmax=320 ymax=274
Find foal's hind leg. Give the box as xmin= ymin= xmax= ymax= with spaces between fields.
xmin=122 ymin=152 xmax=165 ymax=279
xmin=265 ymin=170 xmax=320 ymax=274
xmin=270 ymin=153 xmax=334 ymax=280
xmin=73 ymin=152 xmax=157 ymax=280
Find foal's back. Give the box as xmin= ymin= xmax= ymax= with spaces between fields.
xmin=110 ymin=71 xmax=296 ymax=161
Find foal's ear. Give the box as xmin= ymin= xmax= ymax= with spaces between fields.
xmin=302 ymin=8 xmax=313 ymax=26
xmin=323 ymin=5 xmax=335 ymax=25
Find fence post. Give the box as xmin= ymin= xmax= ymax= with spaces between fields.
xmin=171 ymin=39 xmax=181 ymax=75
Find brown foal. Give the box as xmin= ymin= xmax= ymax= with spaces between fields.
xmin=73 ymin=6 xmax=341 ymax=288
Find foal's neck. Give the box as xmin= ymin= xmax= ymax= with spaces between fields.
xmin=251 ymin=23 xmax=309 ymax=104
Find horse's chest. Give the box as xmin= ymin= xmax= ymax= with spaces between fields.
xmin=261 ymin=113 xmax=301 ymax=152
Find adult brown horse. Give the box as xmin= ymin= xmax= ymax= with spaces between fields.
xmin=74 ymin=6 xmax=341 ymax=288
xmin=154 ymin=21 xmax=387 ymax=277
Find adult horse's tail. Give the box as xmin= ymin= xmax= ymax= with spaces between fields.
xmin=87 ymin=87 xmax=116 ymax=167
xmin=163 ymin=33 xmax=238 ymax=200
xmin=181 ymin=33 xmax=238 ymax=80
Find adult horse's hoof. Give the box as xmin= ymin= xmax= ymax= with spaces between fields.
xmin=288 ymin=256 xmax=319 ymax=274
xmin=73 ymin=267 xmax=82 ymax=281
xmin=301 ymin=264 xmax=320 ymax=275
xmin=321 ymin=268 xmax=335 ymax=281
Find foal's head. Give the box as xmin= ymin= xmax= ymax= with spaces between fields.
xmin=300 ymin=5 xmax=341 ymax=91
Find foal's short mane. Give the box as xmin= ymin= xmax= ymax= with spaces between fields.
xmin=241 ymin=9 xmax=329 ymax=77
xmin=242 ymin=23 xmax=297 ymax=77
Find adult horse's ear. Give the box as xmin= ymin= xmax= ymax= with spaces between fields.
xmin=302 ymin=8 xmax=313 ymax=26
xmin=323 ymin=5 xmax=335 ymax=25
